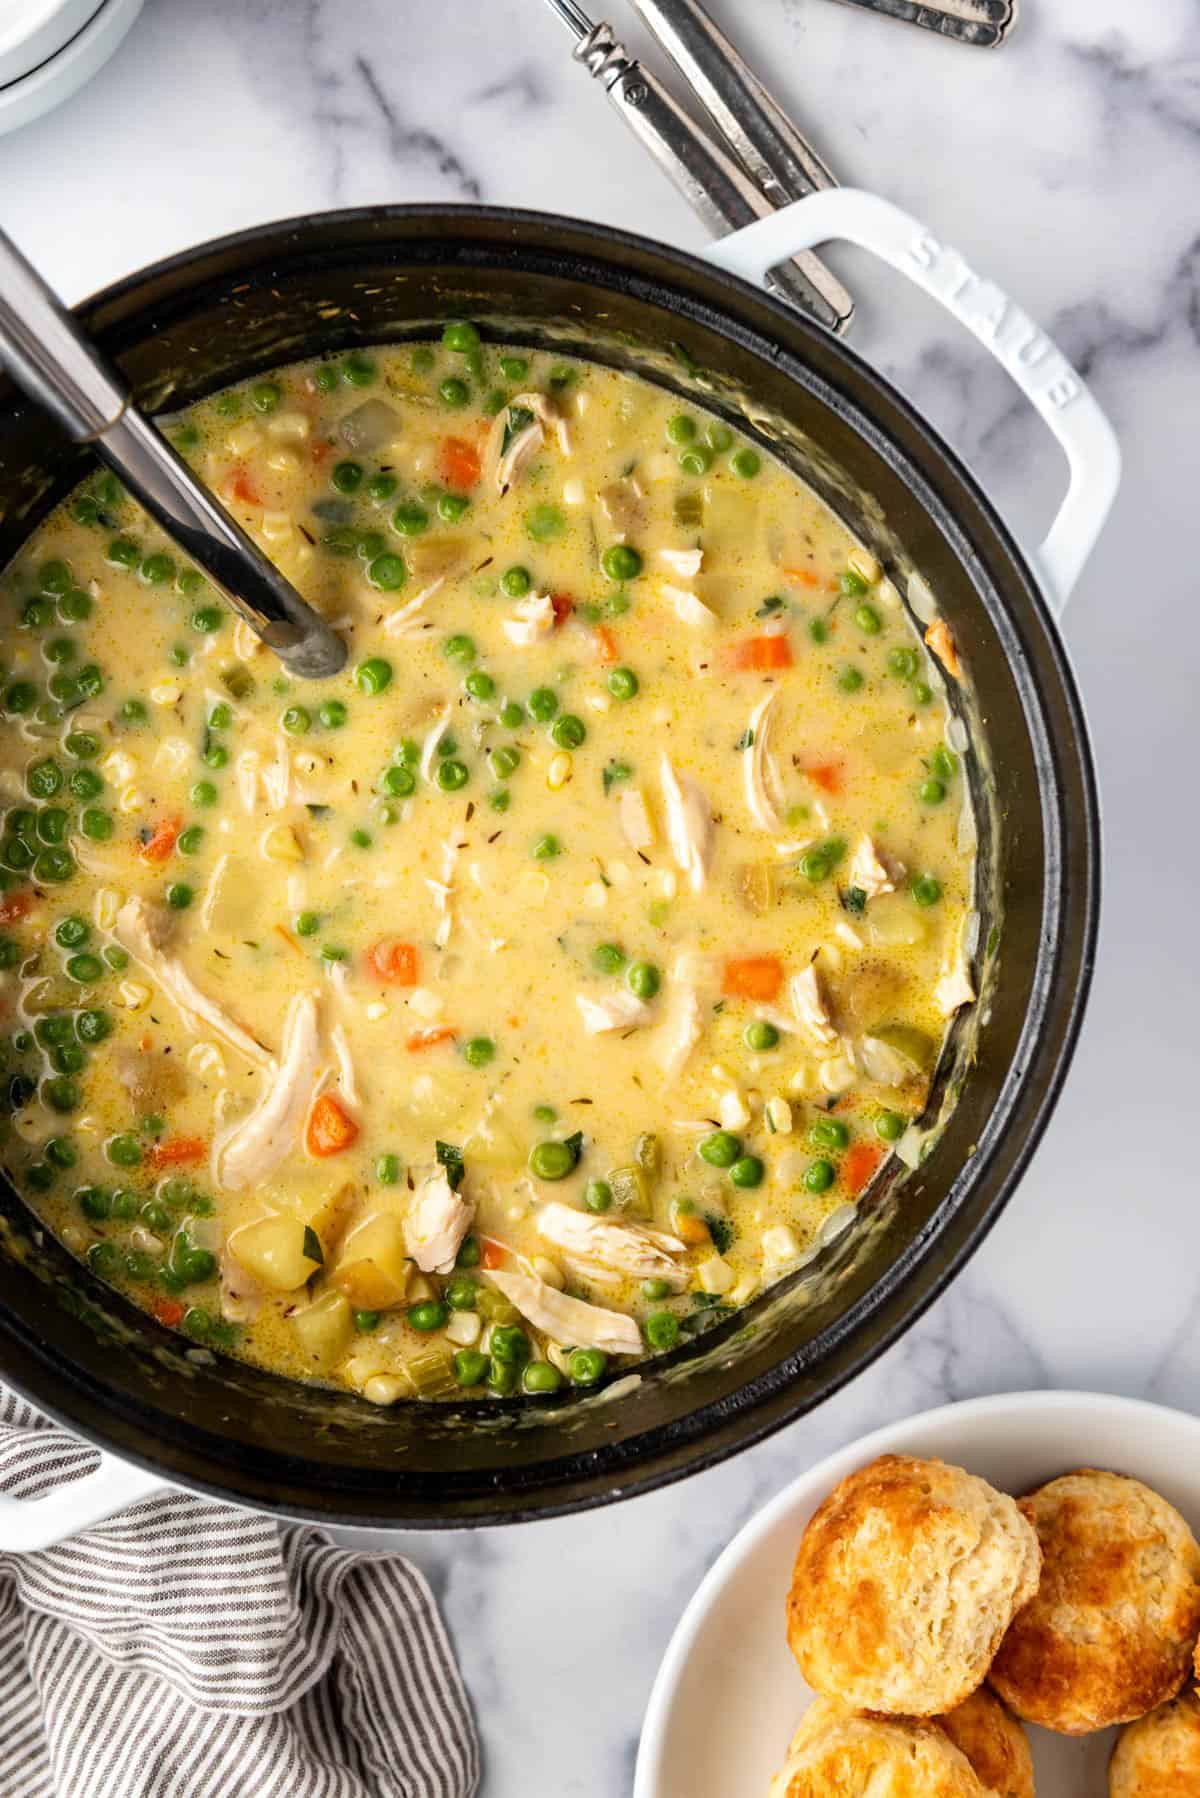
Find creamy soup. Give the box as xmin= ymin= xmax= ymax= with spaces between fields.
xmin=0 ymin=332 xmax=976 ymax=1402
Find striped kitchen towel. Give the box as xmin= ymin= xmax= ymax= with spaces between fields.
xmin=0 ymin=1389 xmax=480 ymax=1798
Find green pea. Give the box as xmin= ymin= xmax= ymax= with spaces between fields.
xmin=51 ymin=1042 xmax=85 ymax=1075
xmin=43 ymin=1075 xmax=80 ymax=1113
xmin=531 ymin=833 xmax=560 ymax=860
xmin=168 ymin=644 xmax=190 ymax=668
xmin=837 ymin=666 xmax=864 ymax=694
xmin=436 ymin=759 xmax=469 ymax=792
xmin=21 ymin=597 xmax=53 ymax=631
xmin=438 ymin=377 xmax=469 ymax=408
xmin=0 ymin=938 xmax=19 ymax=971
xmin=78 ymin=1185 xmax=111 ymax=1221
xmin=4 ymin=682 xmax=37 ymax=715
xmin=463 ymin=1036 xmax=495 ymax=1068
xmin=487 ymin=789 xmax=510 ymax=812
xmin=500 ymin=565 xmax=532 ymax=599
xmin=875 ymin=1110 xmax=905 ymax=1142
xmin=343 ymin=355 xmax=377 ymax=387
xmin=140 ymin=553 xmax=175 ymax=585
xmin=839 ymin=568 xmax=871 ymax=597
xmin=911 ymin=874 xmax=943 ymax=908
xmin=389 ymin=502 xmax=428 ymax=539
xmin=731 ymin=447 xmax=761 ymax=479
xmin=627 ymin=960 xmax=660 ymax=1000
xmin=499 ymin=355 xmax=528 ymax=381
xmin=602 ymin=544 xmax=643 ymax=584
xmin=912 ymin=681 xmax=933 ymax=706
xmin=920 ymin=777 xmax=946 ymax=805
xmin=75 ymin=1009 xmax=112 ymax=1044
xmin=26 ymin=759 xmax=62 ymax=800
xmin=45 ymin=1136 xmax=76 ymax=1169
xmin=118 ymin=698 xmax=147 ymax=724
xmin=700 ymin=1130 xmax=740 ymax=1169
xmin=313 ymin=364 xmax=339 ymax=393
xmin=527 ymin=686 xmax=557 ymax=722
xmin=250 ymin=381 xmax=281 ymax=414
xmin=608 ymin=668 xmax=641 ymax=705
xmin=355 ymin=657 xmax=393 ymax=696
xmin=202 ymin=742 xmax=229 ymax=769
xmin=454 ymin=1349 xmax=489 ymax=1388
xmin=69 ymin=767 xmax=103 ymax=800
xmin=178 ymin=570 xmax=207 ymax=599
xmin=34 ymin=810 xmax=63 ymax=853
xmin=46 ymin=638 xmax=77 ymax=667
xmin=73 ymin=497 xmax=100 ymax=526
xmin=804 ymin=1158 xmax=835 ymax=1194
xmin=455 ymin=1236 xmax=482 ymax=1270
xmin=65 ymin=952 xmax=103 ymax=983
xmin=318 ymin=700 xmax=347 ymax=730
xmin=190 ymin=780 xmax=218 ymax=808
xmin=0 ymin=838 xmax=33 ymax=873
xmin=741 ymin=1021 xmax=782 ymax=1058
xmin=591 ymin=942 xmax=625 ymax=975
xmin=35 ymin=848 xmax=74 ymax=883
xmin=569 ymin=1348 xmax=607 ymax=1387
xmin=583 ymin=1179 xmax=613 ymax=1214
xmin=366 ymin=552 xmax=407 ymax=591
xmin=443 ymin=634 xmax=475 ymax=667
xmin=395 ymin=739 xmax=420 ymax=767
xmin=522 ymin=1361 xmax=563 ymax=1395
xmin=666 ymin=415 xmax=696 ymax=444
xmin=207 ymin=703 xmax=233 ymax=732
xmin=438 ymin=492 xmax=470 ymax=524
xmin=280 ymin=705 xmax=311 ymax=738
xmin=854 ymin=603 xmax=882 ymax=635
xmin=679 ymin=446 xmax=713 ymax=476
xmin=165 ymin=882 xmax=193 ymax=910
xmin=408 ymin=1300 xmax=448 ymax=1333
xmin=331 ymin=460 xmax=363 ymax=494
xmin=810 ymin=1117 xmax=850 ymax=1151
xmin=380 ymin=764 xmax=416 ymax=798
xmin=442 ymin=320 xmax=481 ymax=353
xmin=107 ymin=1133 xmax=142 ymax=1168
xmin=102 ymin=946 xmax=127 ymax=971
xmin=191 ymin=606 xmax=223 ymax=634
xmin=464 ymin=670 xmax=495 ymax=703
xmin=444 ymin=1275 xmax=478 ymax=1313
xmin=529 ymin=1139 xmax=576 ymax=1181
xmin=55 ymin=915 xmax=89 ymax=950
xmin=38 ymin=560 xmax=72 ymax=595
xmin=644 ymin=1311 xmax=680 ymax=1350
xmin=490 ymin=1325 xmax=530 ymax=1367
xmin=525 ymin=504 xmax=565 ymax=544
xmin=349 ymin=828 xmax=372 ymax=849
xmin=109 ymin=1189 xmax=137 ymax=1220
xmin=930 ymin=746 xmax=958 ymax=781
xmin=550 ymin=713 xmax=585 ymax=749
xmin=887 ymin=646 xmax=919 ymax=680
xmin=176 ymin=825 xmax=204 ymax=857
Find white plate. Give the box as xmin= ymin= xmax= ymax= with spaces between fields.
xmin=635 ymin=1390 xmax=1200 ymax=1797
xmin=0 ymin=0 xmax=142 ymax=138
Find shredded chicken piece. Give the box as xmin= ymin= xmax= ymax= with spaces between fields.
xmin=262 ymin=739 xmax=291 ymax=811
xmin=790 ymin=961 xmax=839 ymax=1048
xmin=846 ymin=834 xmax=903 ymax=901
xmin=576 ymin=989 xmax=651 ymax=1035
xmin=426 ymin=835 xmax=462 ymax=951
xmin=235 ymin=748 xmax=260 ymax=814
xmin=924 ymin=616 xmax=962 ymax=680
xmin=330 ymin=1022 xmax=360 ymax=1109
xmin=418 ymin=704 xmax=453 ymax=782
xmin=662 ymin=581 xmax=717 ymax=630
xmin=660 ymin=755 xmax=714 ymax=893
xmin=744 ymin=690 xmax=785 ymax=834
xmin=596 ymin=476 xmax=646 ymax=540
xmin=219 ymin=1243 xmax=262 ymax=1323
xmin=114 ymin=897 xmax=273 ymax=1068
xmin=383 ymin=577 xmax=443 ymax=639
xmin=487 ymin=1269 xmax=642 ymax=1357
xmin=856 ymin=1035 xmax=914 ymax=1086
xmin=658 ymin=546 xmax=703 ymax=578
xmin=617 ymin=786 xmax=655 ymax=851
xmin=215 ymin=991 xmax=323 ymax=1190
xmin=536 ymin=1201 xmax=688 ymax=1287
xmin=502 ymin=592 xmax=556 ymax=647
xmin=653 ymin=980 xmax=703 ymax=1082
xmin=405 ymin=1166 xmax=476 ymax=1275
xmin=487 ymin=391 xmax=570 ymax=495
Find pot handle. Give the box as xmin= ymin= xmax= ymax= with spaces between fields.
xmin=0 ymin=1451 xmax=165 ymax=1552
xmin=702 ymin=188 xmax=1121 ymax=616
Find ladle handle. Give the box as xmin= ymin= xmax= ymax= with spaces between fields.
xmin=704 ymin=188 xmax=1121 ymax=616
xmin=0 ymin=228 xmax=346 ymax=678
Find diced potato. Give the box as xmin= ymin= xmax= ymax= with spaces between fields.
xmin=230 ymin=1213 xmax=323 ymax=1292
xmin=292 ymin=1290 xmax=354 ymax=1373
xmin=332 ymin=1213 xmax=410 ymax=1310
xmin=304 ymin=1181 xmax=359 ymax=1254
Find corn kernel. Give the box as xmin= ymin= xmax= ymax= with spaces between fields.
xmin=717 ymin=1088 xmax=752 ymax=1130
xmin=150 ymin=681 xmax=182 ymax=708
xmin=102 ymin=750 xmax=135 ymax=785
xmin=547 ymin=752 xmax=573 ymax=791
xmin=408 ymin=986 xmax=444 ymax=1020
xmin=267 ymin=410 xmax=311 ymax=443
xmin=583 ymin=882 xmax=607 ymax=910
xmin=445 ymin=1311 xmax=482 ymax=1347
xmin=765 ymin=1096 xmax=793 ymax=1135
xmin=94 ymin=888 xmax=119 ymax=930
xmin=119 ymin=786 xmax=145 ymax=815
xmin=225 ymin=422 xmax=260 ymax=458
xmin=260 ymin=511 xmax=294 ymax=544
xmin=266 ymin=445 xmax=301 ymax=474
xmin=363 ymin=1375 xmax=406 ymax=1407
xmin=118 ymin=981 xmax=152 ymax=1012
xmin=232 ymin=620 xmax=261 ymax=662
xmin=187 ymin=1043 xmax=225 ymax=1079
xmin=365 ymin=1001 xmax=387 ymax=1022
xmin=562 ymin=478 xmax=586 ymax=507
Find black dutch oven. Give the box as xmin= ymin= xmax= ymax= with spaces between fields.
xmin=0 ymin=197 xmax=1115 ymax=1533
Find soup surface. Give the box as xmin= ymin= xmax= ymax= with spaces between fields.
xmin=0 ymin=336 xmax=976 ymax=1403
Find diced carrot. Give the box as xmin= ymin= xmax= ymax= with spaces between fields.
xmin=842 ymin=1141 xmax=884 ymax=1197
xmin=406 ymin=1027 xmax=456 ymax=1052
xmin=437 ymin=435 xmax=482 ymax=490
xmin=722 ymin=956 xmax=784 ymax=1003
xmin=306 ymin=1091 xmax=360 ymax=1158
xmin=550 ymin=592 xmax=574 ymax=627
xmin=141 ymin=815 xmax=182 ymax=864
xmin=310 ymin=438 xmax=334 ymax=467
xmin=480 ymin=1237 xmax=508 ymax=1270
xmin=274 ymin=924 xmax=301 ymax=954
xmin=152 ymin=1297 xmax=184 ymax=1328
xmin=725 ymin=634 xmax=793 ymax=672
xmin=148 ymin=1136 xmax=207 ymax=1170
xmin=0 ymin=888 xmax=34 ymax=925
xmin=594 ymin=625 xmax=619 ymax=664
xmin=365 ymin=939 xmax=419 ymax=985
xmin=782 ymin=566 xmax=822 ymax=589
xmin=925 ymin=616 xmax=962 ymax=680
xmin=225 ymin=466 xmax=263 ymax=507
xmin=806 ymin=761 xmax=843 ymax=796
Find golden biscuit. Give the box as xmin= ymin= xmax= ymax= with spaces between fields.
xmin=769 ymin=1700 xmax=990 ymax=1798
xmin=787 ymin=1454 xmax=1041 ymax=1715
xmin=1109 ymin=1690 xmax=1200 ymax=1795
xmin=938 ymin=1687 xmax=1035 ymax=1798
xmin=989 ymin=1468 xmax=1200 ymax=1734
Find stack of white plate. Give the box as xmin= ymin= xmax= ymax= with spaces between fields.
xmin=0 ymin=0 xmax=142 ymax=137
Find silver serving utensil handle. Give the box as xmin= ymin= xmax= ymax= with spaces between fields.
xmin=627 ymin=0 xmax=838 ymax=208
xmin=543 ymin=0 xmax=853 ymax=334
xmin=0 ymin=228 xmax=346 ymax=680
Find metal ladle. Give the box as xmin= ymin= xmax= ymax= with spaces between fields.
xmin=0 ymin=227 xmax=346 ymax=680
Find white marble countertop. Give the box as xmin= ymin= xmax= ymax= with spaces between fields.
xmin=2 ymin=0 xmax=1198 ymax=1789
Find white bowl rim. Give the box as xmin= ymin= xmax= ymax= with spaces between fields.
xmin=634 ymin=1388 xmax=1200 ymax=1795
xmin=0 ymin=0 xmax=103 ymax=86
